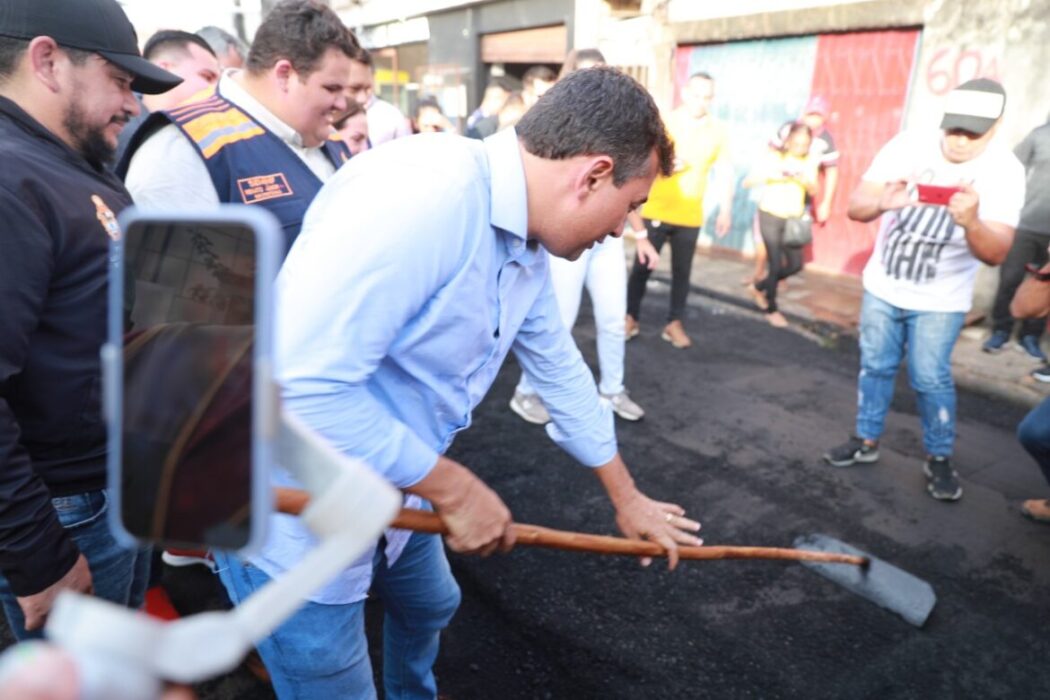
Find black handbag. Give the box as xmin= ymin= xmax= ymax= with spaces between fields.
xmin=784 ymin=215 xmax=813 ymax=248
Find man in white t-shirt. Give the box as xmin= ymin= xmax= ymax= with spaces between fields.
xmin=823 ymin=78 xmax=1025 ymax=502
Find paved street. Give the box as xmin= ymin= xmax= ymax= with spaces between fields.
xmin=434 ymin=285 xmax=1047 ymax=699
xmin=2 ymin=285 xmax=1045 ymax=699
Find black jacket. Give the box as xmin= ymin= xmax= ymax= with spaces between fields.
xmin=0 ymin=97 xmax=133 ymax=596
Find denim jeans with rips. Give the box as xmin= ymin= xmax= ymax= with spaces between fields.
xmin=215 ymin=528 xmax=460 ymax=699
xmin=0 ymin=489 xmax=152 ymax=641
xmin=855 ymin=292 xmax=965 ymax=457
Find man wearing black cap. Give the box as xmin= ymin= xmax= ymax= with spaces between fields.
xmin=0 ymin=0 xmax=181 ymax=638
xmin=823 ymin=78 xmax=1025 ymax=503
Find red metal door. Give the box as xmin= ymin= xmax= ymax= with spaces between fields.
xmin=808 ymin=29 xmax=921 ymax=276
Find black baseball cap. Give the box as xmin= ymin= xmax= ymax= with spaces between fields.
xmin=940 ymin=78 xmax=1006 ymax=136
xmin=0 ymin=0 xmax=182 ymax=95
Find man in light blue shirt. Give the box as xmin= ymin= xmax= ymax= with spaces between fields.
xmin=216 ymin=66 xmax=702 ymax=699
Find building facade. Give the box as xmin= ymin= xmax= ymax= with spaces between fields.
xmin=334 ymin=0 xmax=1050 ymax=305
xmin=336 ymin=0 xmax=575 ymax=130
xmin=120 ymin=0 xmax=263 ymax=46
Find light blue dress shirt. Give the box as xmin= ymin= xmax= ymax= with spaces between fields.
xmin=255 ymin=128 xmax=617 ymax=604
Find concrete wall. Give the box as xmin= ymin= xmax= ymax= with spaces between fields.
xmin=908 ymin=0 xmax=1050 ymax=149
xmin=667 ymin=0 xmax=922 ymax=43
xmin=905 ymin=0 xmax=1050 ymax=310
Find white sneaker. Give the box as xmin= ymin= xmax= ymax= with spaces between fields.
xmin=509 ymin=391 xmax=551 ymax=424
xmin=601 ymin=390 xmax=645 ymax=421
xmin=161 ymin=549 xmax=217 ymax=572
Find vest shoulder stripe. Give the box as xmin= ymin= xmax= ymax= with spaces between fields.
xmin=168 ymin=96 xmax=226 ymax=121
xmin=182 ymin=110 xmax=266 ymax=159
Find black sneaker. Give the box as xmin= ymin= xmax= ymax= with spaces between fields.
xmin=923 ymin=456 xmax=962 ymax=501
xmin=1033 ymin=364 xmax=1050 ymax=383
xmin=823 ymin=436 xmax=879 ymax=467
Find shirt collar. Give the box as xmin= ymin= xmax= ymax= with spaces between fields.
xmin=484 ymin=127 xmax=528 ymax=242
xmin=0 ymin=96 xmax=60 ymax=145
xmin=219 ymin=70 xmax=307 ymax=150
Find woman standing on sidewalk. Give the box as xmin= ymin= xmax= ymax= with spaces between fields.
xmin=743 ymin=122 xmax=819 ymax=327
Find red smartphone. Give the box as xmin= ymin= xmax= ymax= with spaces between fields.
xmin=916 ymin=184 xmax=962 ymax=205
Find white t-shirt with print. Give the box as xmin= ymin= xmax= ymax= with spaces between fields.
xmin=861 ymin=129 xmax=1025 ymax=312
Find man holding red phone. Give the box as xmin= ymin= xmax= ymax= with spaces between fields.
xmin=823 ymin=78 xmax=1026 ymax=503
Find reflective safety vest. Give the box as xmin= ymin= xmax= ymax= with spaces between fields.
xmin=120 ymin=86 xmax=350 ymax=255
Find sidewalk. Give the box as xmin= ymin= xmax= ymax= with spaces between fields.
xmin=626 ymin=240 xmax=1050 ymax=410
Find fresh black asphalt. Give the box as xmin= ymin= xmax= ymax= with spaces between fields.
xmin=430 ymin=290 xmax=1046 ymax=699
xmin=3 ymin=287 xmax=1045 ymax=699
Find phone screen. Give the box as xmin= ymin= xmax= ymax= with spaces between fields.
xmin=117 ymin=217 xmax=260 ymax=551
xmin=916 ymin=184 xmax=961 ymax=206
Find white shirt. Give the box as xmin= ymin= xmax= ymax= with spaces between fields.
xmin=366 ymin=96 xmax=412 ymax=146
xmin=125 ymin=71 xmax=337 ymax=208
xmin=861 ymin=129 xmax=1025 ymax=312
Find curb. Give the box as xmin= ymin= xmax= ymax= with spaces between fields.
xmin=648 ymin=272 xmax=1048 ymax=411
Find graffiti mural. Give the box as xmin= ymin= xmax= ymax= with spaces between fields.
xmin=676 ymin=28 xmax=921 ymax=276
xmin=924 ymin=47 xmax=1002 ymax=96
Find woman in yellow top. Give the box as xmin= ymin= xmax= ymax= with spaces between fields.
xmin=743 ymin=122 xmax=819 ymax=328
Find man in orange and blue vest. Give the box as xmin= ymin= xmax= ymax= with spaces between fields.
xmin=121 ymin=0 xmax=358 ymax=255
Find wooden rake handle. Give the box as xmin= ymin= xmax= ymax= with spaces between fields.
xmin=274 ymin=487 xmax=867 ymax=566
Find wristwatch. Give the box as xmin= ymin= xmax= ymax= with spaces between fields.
xmin=1025 ymin=263 xmax=1050 ymax=282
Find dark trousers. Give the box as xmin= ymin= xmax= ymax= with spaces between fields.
xmin=626 ymin=220 xmax=699 ymax=323
xmin=991 ymin=228 xmax=1050 ymax=338
xmin=1019 ymin=396 xmax=1050 ymax=489
xmin=0 ymin=490 xmax=151 ymax=640
xmin=756 ymin=210 xmax=803 ymax=313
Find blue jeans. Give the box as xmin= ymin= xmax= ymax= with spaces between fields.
xmin=1018 ymin=396 xmax=1050 ymax=489
xmin=215 ymin=530 xmax=460 ymax=699
xmin=855 ymin=293 xmax=965 ymax=457
xmin=0 ymin=490 xmax=151 ymax=641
